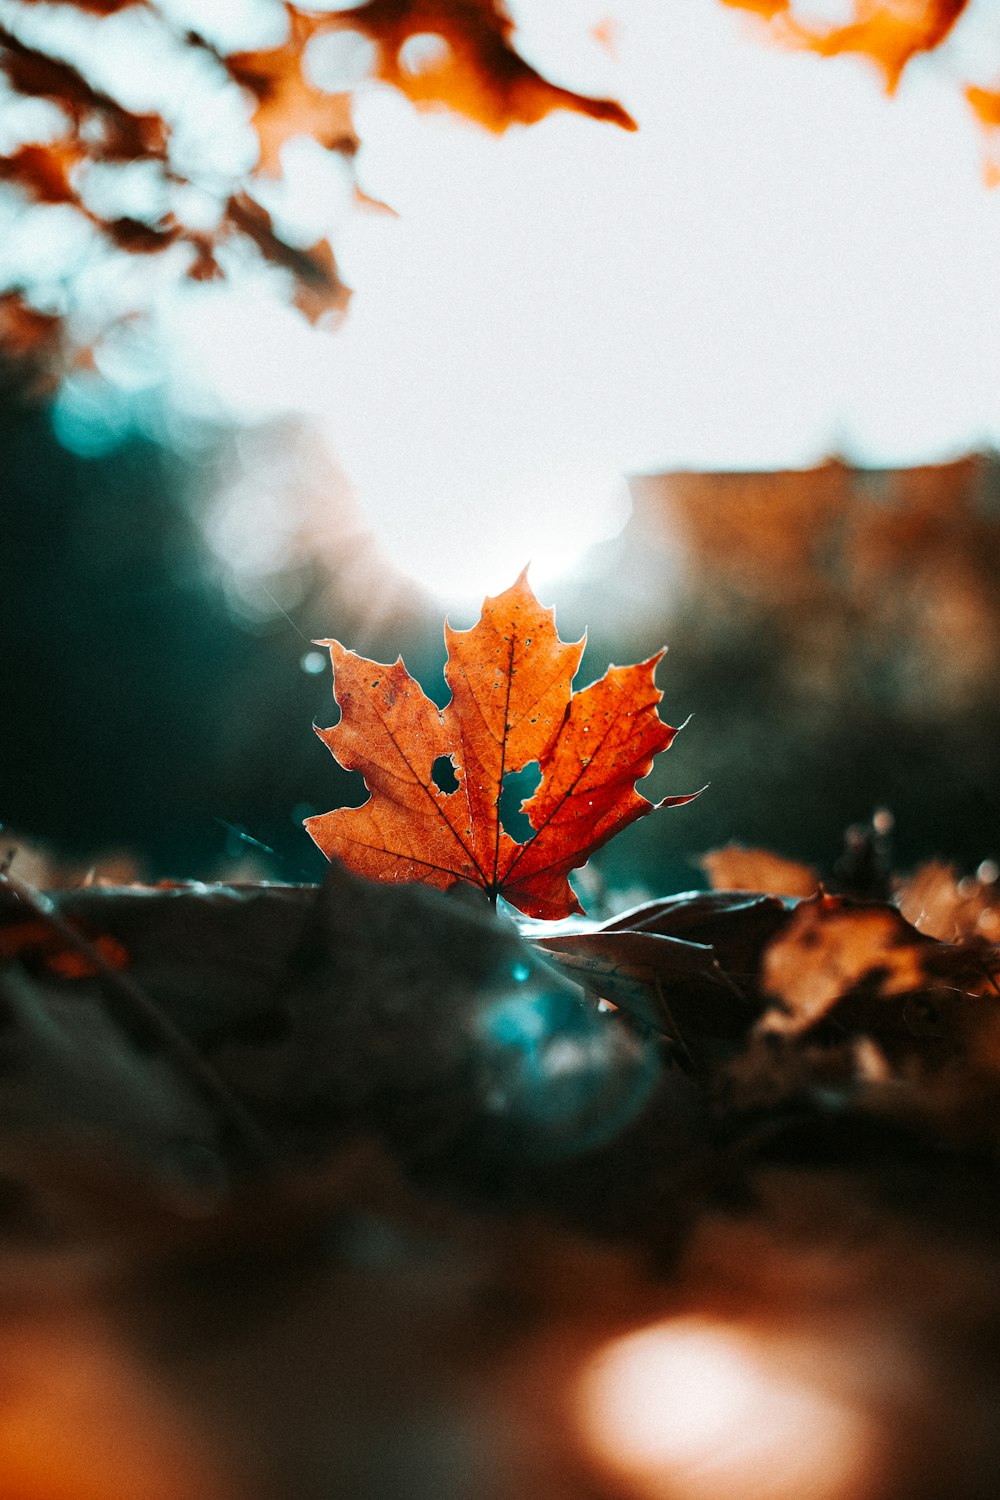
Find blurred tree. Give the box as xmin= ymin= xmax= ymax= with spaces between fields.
xmin=0 ymin=0 xmax=633 ymax=379
xmin=557 ymin=460 xmax=1000 ymax=891
xmin=1 ymin=1 xmax=999 ymax=380
xmin=0 ymin=372 xmax=436 ymax=877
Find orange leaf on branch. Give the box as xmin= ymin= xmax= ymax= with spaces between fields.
xmin=322 ymin=0 xmax=637 ymax=133
xmin=720 ymin=0 xmax=970 ymax=91
xmin=0 ymin=0 xmax=634 ymax=375
xmin=227 ymin=10 xmax=359 ymax=179
xmin=305 ymin=571 xmax=696 ymax=920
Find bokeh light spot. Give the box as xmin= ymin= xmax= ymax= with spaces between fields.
xmin=578 ymin=1317 xmax=876 ymax=1500
xmin=305 ymin=29 xmax=378 ymax=93
xmin=476 ymin=977 xmax=660 ymax=1156
xmin=399 ymin=33 xmax=451 ymax=77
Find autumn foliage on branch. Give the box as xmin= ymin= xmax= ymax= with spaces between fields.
xmin=720 ymin=0 xmax=968 ymax=90
xmin=0 ymin=0 xmax=633 ymax=378
xmin=4 ymin=1 xmax=1000 ymax=381
xmin=722 ymin=0 xmax=1000 ymax=175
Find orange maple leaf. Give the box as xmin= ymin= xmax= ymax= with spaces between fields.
xmin=305 ymin=571 xmax=695 ymax=920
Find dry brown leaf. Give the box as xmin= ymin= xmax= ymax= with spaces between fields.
xmin=759 ymin=892 xmax=1000 ymax=1071
xmin=319 ymin=0 xmax=637 ymax=134
xmin=896 ymin=860 xmax=1000 ymax=944
xmin=0 ymin=142 xmax=87 ymax=204
xmin=533 ymin=929 xmax=717 ymax=1012
xmin=761 ymin=893 xmax=934 ymax=1034
xmin=225 ymin=194 xmax=350 ymax=326
xmin=700 ymin=844 xmax=820 ymax=899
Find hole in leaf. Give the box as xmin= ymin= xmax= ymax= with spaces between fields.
xmin=432 ymin=754 xmax=459 ymax=794
xmin=499 ymin=762 xmax=541 ymax=843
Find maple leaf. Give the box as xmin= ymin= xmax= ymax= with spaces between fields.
xmin=305 ymin=571 xmax=696 ymax=920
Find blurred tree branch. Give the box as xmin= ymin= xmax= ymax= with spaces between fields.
xmin=0 ymin=0 xmax=633 ymax=381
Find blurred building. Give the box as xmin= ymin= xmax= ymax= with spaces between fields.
xmin=559 ymin=456 xmax=1000 ymax=890
xmin=627 ymin=456 xmax=1000 ymax=715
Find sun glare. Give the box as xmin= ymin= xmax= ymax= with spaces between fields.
xmin=165 ymin=0 xmax=1000 ymax=602
xmin=577 ymin=1317 xmax=877 ymax=1500
xmin=359 ymin=460 xmax=632 ymax=601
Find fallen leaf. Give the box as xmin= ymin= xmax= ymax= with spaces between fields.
xmin=533 ymin=929 xmax=719 ymax=1009
xmin=699 ymin=844 xmax=820 ymax=899
xmin=761 ymin=894 xmax=930 ymax=1034
xmin=305 ymin=571 xmax=695 ymax=919
xmin=532 ymin=890 xmax=790 ymax=1061
xmin=759 ymin=891 xmax=1000 ymax=1058
xmin=532 ymin=929 xmax=763 ymax=1066
xmin=896 ymin=860 xmax=1000 ymax=943
xmin=599 ymin=889 xmax=792 ymax=974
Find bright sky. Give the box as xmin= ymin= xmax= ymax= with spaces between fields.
xmin=166 ymin=0 xmax=1000 ymax=599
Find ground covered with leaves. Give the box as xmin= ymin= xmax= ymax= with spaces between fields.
xmin=2 ymin=836 xmax=1000 ymax=1500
